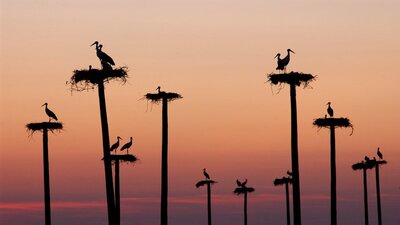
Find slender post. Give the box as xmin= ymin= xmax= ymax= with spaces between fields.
xmin=330 ymin=126 xmax=337 ymax=225
xmin=115 ymin=160 xmax=120 ymax=225
xmin=98 ymin=81 xmax=116 ymax=225
xmin=244 ymin=191 xmax=248 ymax=225
xmin=161 ymin=96 xmax=168 ymax=225
xmin=207 ymin=183 xmax=212 ymax=225
xmin=285 ymin=182 xmax=291 ymax=225
xmin=43 ymin=128 xmax=51 ymax=225
xmin=289 ymin=83 xmax=301 ymax=225
xmin=363 ymin=167 xmax=369 ymax=225
xmin=375 ymin=164 xmax=382 ymax=225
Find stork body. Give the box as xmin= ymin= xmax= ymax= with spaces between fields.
xmin=203 ymin=168 xmax=210 ymax=180
xmin=91 ymin=41 xmax=115 ymax=66
xmin=275 ymin=49 xmax=295 ymax=73
xmin=236 ymin=179 xmax=242 ymax=187
xmin=42 ymin=103 xmax=58 ymax=122
xmin=241 ymin=179 xmax=248 ymax=187
xmin=110 ymin=136 xmax=122 ymax=153
xmin=377 ymin=147 xmax=383 ymax=160
xmin=120 ymin=137 xmax=133 ymax=154
xmin=327 ymin=102 xmax=334 ymax=117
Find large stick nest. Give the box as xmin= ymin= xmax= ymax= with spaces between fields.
xmin=26 ymin=122 xmax=63 ymax=134
xmin=195 ymin=180 xmax=217 ymax=188
xmin=352 ymin=161 xmax=375 ymax=170
xmin=274 ymin=177 xmax=293 ymax=186
xmin=267 ymin=71 xmax=316 ymax=87
xmin=108 ymin=154 xmax=137 ymax=164
xmin=69 ymin=67 xmax=128 ymax=91
xmin=234 ymin=187 xmax=255 ymax=195
xmin=313 ymin=117 xmax=353 ymax=135
xmin=144 ymin=92 xmax=182 ymax=103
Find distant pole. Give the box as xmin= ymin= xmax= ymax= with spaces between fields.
xmin=285 ymin=181 xmax=291 ymax=225
xmin=244 ymin=191 xmax=248 ymax=225
xmin=289 ymin=83 xmax=301 ymax=225
xmin=375 ymin=163 xmax=382 ymax=225
xmin=330 ymin=126 xmax=337 ymax=225
xmin=43 ymin=128 xmax=51 ymax=225
xmin=363 ymin=166 xmax=369 ymax=225
xmin=207 ymin=183 xmax=212 ymax=225
xmin=161 ymin=96 xmax=168 ymax=225
xmin=98 ymin=81 xmax=116 ymax=225
xmin=115 ymin=160 xmax=120 ymax=225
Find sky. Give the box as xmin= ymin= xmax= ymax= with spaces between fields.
xmin=1 ymin=0 xmax=400 ymax=224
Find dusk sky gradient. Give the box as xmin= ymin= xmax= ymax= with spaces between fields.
xmin=1 ymin=0 xmax=400 ymax=224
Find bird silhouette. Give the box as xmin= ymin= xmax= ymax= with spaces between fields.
xmin=364 ymin=156 xmax=370 ymax=162
xmin=91 ymin=41 xmax=115 ymax=66
xmin=287 ymin=170 xmax=293 ymax=176
xmin=236 ymin=179 xmax=242 ymax=187
xmin=42 ymin=103 xmax=58 ymax=122
xmin=203 ymin=168 xmax=210 ymax=180
xmin=327 ymin=102 xmax=334 ymax=117
xmin=110 ymin=136 xmax=122 ymax=153
xmin=377 ymin=147 xmax=383 ymax=160
xmin=241 ymin=179 xmax=248 ymax=187
xmin=156 ymin=86 xmax=161 ymax=93
xmin=120 ymin=137 xmax=133 ymax=154
xmin=275 ymin=49 xmax=295 ymax=73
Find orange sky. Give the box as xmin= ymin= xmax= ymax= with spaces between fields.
xmin=1 ymin=0 xmax=400 ymax=224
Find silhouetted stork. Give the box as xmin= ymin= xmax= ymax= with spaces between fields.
xmin=364 ymin=156 xmax=370 ymax=162
xmin=120 ymin=137 xmax=133 ymax=154
xmin=110 ymin=136 xmax=122 ymax=153
xmin=377 ymin=147 xmax=383 ymax=160
xmin=276 ymin=49 xmax=295 ymax=73
xmin=241 ymin=179 xmax=248 ymax=187
xmin=236 ymin=179 xmax=242 ymax=187
xmin=203 ymin=168 xmax=210 ymax=180
xmin=42 ymin=103 xmax=58 ymax=122
xmin=91 ymin=41 xmax=115 ymax=66
xmin=156 ymin=86 xmax=161 ymax=93
xmin=287 ymin=170 xmax=293 ymax=176
xmin=327 ymin=102 xmax=334 ymax=117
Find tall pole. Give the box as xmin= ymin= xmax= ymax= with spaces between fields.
xmin=330 ymin=126 xmax=337 ymax=225
xmin=289 ymin=83 xmax=301 ymax=225
xmin=375 ymin=164 xmax=382 ymax=225
xmin=115 ymin=160 xmax=120 ymax=225
xmin=244 ymin=191 xmax=248 ymax=225
xmin=207 ymin=183 xmax=212 ymax=225
xmin=98 ymin=81 xmax=116 ymax=225
xmin=285 ymin=182 xmax=291 ymax=225
xmin=363 ymin=167 xmax=369 ymax=225
xmin=43 ymin=128 xmax=51 ymax=225
xmin=161 ymin=96 xmax=168 ymax=225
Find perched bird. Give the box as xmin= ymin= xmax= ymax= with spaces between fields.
xmin=203 ymin=168 xmax=210 ymax=180
xmin=236 ymin=179 xmax=242 ymax=187
xmin=120 ymin=137 xmax=133 ymax=154
xmin=377 ymin=147 xmax=383 ymax=160
xmin=241 ymin=179 xmax=248 ymax=187
xmin=364 ymin=156 xmax=370 ymax=162
xmin=42 ymin=103 xmax=58 ymax=122
xmin=156 ymin=86 xmax=161 ymax=93
xmin=110 ymin=136 xmax=122 ymax=153
xmin=327 ymin=102 xmax=334 ymax=117
xmin=287 ymin=170 xmax=293 ymax=176
xmin=276 ymin=49 xmax=295 ymax=73
xmin=91 ymin=41 xmax=115 ymax=66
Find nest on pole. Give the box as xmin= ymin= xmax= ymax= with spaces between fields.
xmin=267 ymin=71 xmax=316 ymax=88
xmin=234 ymin=187 xmax=255 ymax=195
xmin=352 ymin=161 xmax=375 ymax=171
xmin=144 ymin=91 xmax=182 ymax=104
xmin=195 ymin=180 xmax=217 ymax=188
xmin=273 ymin=176 xmax=293 ymax=186
xmin=313 ymin=117 xmax=353 ymax=135
xmin=26 ymin=122 xmax=63 ymax=134
xmin=69 ymin=66 xmax=128 ymax=92
xmin=108 ymin=154 xmax=138 ymax=165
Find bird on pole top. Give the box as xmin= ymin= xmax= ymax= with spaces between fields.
xmin=275 ymin=49 xmax=295 ymax=73
xmin=42 ymin=103 xmax=58 ymax=122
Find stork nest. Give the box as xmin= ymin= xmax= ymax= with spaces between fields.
xmin=26 ymin=122 xmax=63 ymax=134
xmin=69 ymin=67 xmax=128 ymax=91
xmin=234 ymin=187 xmax=255 ymax=195
xmin=273 ymin=177 xmax=293 ymax=186
xmin=267 ymin=72 xmax=316 ymax=88
xmin=352 ymin=161 xmax=375 ymax=171
xmin=144 ymin=92 xmax=182 ymax=103
xmin=313 ymin=117 xmax=353 ymax=135
xmin=108 ymin=154 xmax=138 ymax=164
xmin=195 ymin=180 xmax=217 ymax=188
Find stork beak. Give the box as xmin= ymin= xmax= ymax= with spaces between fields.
xmin=290 ymin=49 xmax=295 ymax=54
xmin=90 ymin=41 xmax=98 ymax=46
xmin=41 ymin=103 xmax=46 ymax=107
xmin=274 ymin=54 xmax=279 ymax=59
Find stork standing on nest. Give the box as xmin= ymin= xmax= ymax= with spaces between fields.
xmin=275 ymin=49 xmax=295 ymax=73
xmin=110 ymin=136 xmax=122 ymax=154
xmin=377 ymin=147 xmax=383 ymax=160
xmin=42 ymin=103 xmax=58 ymax=122
xmin=91 ymin=41 xmax=115 ymax=66
xmin=120 ymin=137 xmax=133 ymax=154
xmin=203 ymin=168 xmax=210 ymax=180
xmin=327 ymin=102 xmax=334 ymax=117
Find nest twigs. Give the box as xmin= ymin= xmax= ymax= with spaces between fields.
xmin=313 ymin=117 xmax=354 ymax=135
xmin=274 ymin=176 xmax=293 ymax=186
xmin=26 ymin=122 xmax=63 ymax=135
xmin=234 ymin=187 xmax=255 ymax=195
xmin=195 ymin=180 xmax=217 ymax=188
xmin=144 ymin=91 xmax=182 ymax=104
xmin=267 ymin=71 xmax=316 ymax=88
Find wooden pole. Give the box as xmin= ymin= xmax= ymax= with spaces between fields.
xmin=289 ymin=83 xmax=301 ymax=225
xmin=285 ymin=182 xmax=291 ymax=225
xmin=207 ymin=183 xmax=212 ymax=225
xmin=161 ymin=96 xmax=168 ymax=225
xmin=43 ymin=128 xmax=51 ymax=225
xmin=115 ymin=160 xmax=120 ymax=225
xmin=98 ymin=81 xmax=116 ymax=225
xmin=330 ymin=126 xmax=337 ymax=225
xmin=244 ymin=191 xmax=248 ymax=225
xmin=363 ymin=167 xmax=369 ymax=225
xmin=375 ymin=164 xmax=382 ymax=225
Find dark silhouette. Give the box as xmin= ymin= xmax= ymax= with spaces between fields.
xmin=120 ymin=137 xmax=133 ymax=154
xmin=91 ymin=41 xmax=115 ymax=66
xmin=268 ymin=70 xmax=316 ymax=225
xmin=196 ymin=169 xmax=216 ymax=225
xmin=275 ymin=49 xmax=295 ymax=73
xmin=110 ymin=136 xmax=122 ymax=154
xmin=313 ymin=105 xmax=353 ymax=225
xmin=352 ymin=159 xmax=375 ymax=225
xmin=274 ymin=175 xmax=293 ymax=225
xmin=377 ymin=147 xmax=383 ymax=160
xmin=69 ymin=42 xmax=129 ymax=225
xmin=286 ymin=170 xmax=293 ymax=176
xmin=42 ymin=103 xmax=58 ymax=122
xmin=372 ymin=151 xmax=387 ymax=225
xmin=234 ymin=179 xmax=255 ymax=225
xmin=144 ymin=87 xmax=182 ymax=225
xmin=26 ymin=112 xmax=63 ymax=225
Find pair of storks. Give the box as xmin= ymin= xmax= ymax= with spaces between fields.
xmin=202 ymin=168 xmax=248 ymax=188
